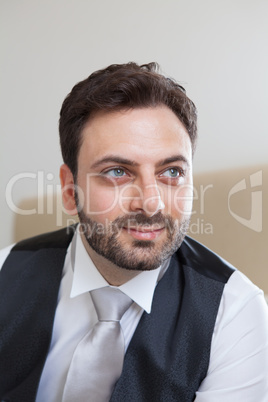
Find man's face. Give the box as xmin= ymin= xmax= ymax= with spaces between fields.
xmin=61 ymin=106 xmax=193 ymax=272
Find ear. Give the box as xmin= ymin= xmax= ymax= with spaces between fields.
xmin=59 ymin=164 xmax=78 ymax=216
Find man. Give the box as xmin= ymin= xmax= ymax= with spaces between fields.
xmin=0 ymin=62 xmax=267 ymax=402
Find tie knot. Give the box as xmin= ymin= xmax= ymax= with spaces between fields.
xmin=91 ymin=287 xmax=132 ymax=322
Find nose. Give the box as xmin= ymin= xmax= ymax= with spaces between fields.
xmin=129 ymin=179 xmax=165 ymax=217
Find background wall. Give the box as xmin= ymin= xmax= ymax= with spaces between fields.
xmin=1 ymin=0 xmax=267 ymax=251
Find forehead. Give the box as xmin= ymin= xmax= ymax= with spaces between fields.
xmin=79 ymin=106 xmax=192 ymax=166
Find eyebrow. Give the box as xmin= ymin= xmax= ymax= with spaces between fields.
xmin=90 ymin=154 xmax=190 ymax=169
xmin=91 ymin=156 xmax=138 ymax=169
xmin=156 ymin=155 xmax=190 ymax=167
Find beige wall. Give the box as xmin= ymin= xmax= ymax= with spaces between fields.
xmin=191 ymin=165 xmax=268 ymax=294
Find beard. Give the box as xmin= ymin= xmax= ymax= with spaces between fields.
xmin=77 ymin=207 xmax=190 ymax=272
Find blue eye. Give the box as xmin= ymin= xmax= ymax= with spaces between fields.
xmin=105 ymin=168 xmax=126 ymax=177
xmin=169 ymin=168 xmax=179 ymax=177
xmin=162 ymin=168 xmax=180 ymax=178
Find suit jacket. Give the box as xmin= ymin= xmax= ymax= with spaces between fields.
xmin=0 ymin=226 xmax=234 ymax=402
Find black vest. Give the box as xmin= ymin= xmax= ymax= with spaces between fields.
xmin=0 ymin=227 xmax=234 ymax=402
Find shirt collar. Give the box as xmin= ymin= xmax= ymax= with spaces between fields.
xmin=70 ymin=226 xmax=169 ymax=314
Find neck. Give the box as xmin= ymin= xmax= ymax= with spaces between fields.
xmin=80 ymin=233 xmax=141 ymax=286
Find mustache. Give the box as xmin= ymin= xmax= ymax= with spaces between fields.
xmin=112 ymin=212 xmax=174 ymax=228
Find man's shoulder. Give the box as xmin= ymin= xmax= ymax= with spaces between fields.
xmin=0 ymin=225 xmax=77 ymax=270
xmin=177 ymin=236 xmax=236 ymax=284
xmin=0 ymin=244 xmax=14 ymax=270
xmin=175 ymin=237 xmax=265 ymax=307
xmin=11 ymin=225 xmax=77 ymax=251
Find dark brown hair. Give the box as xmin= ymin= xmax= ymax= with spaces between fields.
xmin=59 ymin=62 xmax=197 ymax=178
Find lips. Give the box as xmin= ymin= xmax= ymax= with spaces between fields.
xmin=123 ymin=226 xmax=165 ymax=241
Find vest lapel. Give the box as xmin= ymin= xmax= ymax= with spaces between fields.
xmin=111 ymin=249 xmax=229 ymax=401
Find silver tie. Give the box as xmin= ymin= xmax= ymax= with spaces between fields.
xmin=62 ymin=287 xmax=133 ymax=402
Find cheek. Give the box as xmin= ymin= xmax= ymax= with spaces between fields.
xmin=79 ymin=180 xmax=122 ymax=221
xmin=163 ymin=185 xmax=193 ymax=217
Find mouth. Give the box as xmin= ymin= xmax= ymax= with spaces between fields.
xmin=122 ymin=226 xmax=165 ymax=241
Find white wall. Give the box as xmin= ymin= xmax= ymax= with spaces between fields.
xmin=1 ymin=0 xmax=267 ymax=248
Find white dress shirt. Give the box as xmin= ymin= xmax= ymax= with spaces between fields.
xmin=0 ymin=228 xmax=268 ymax=402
